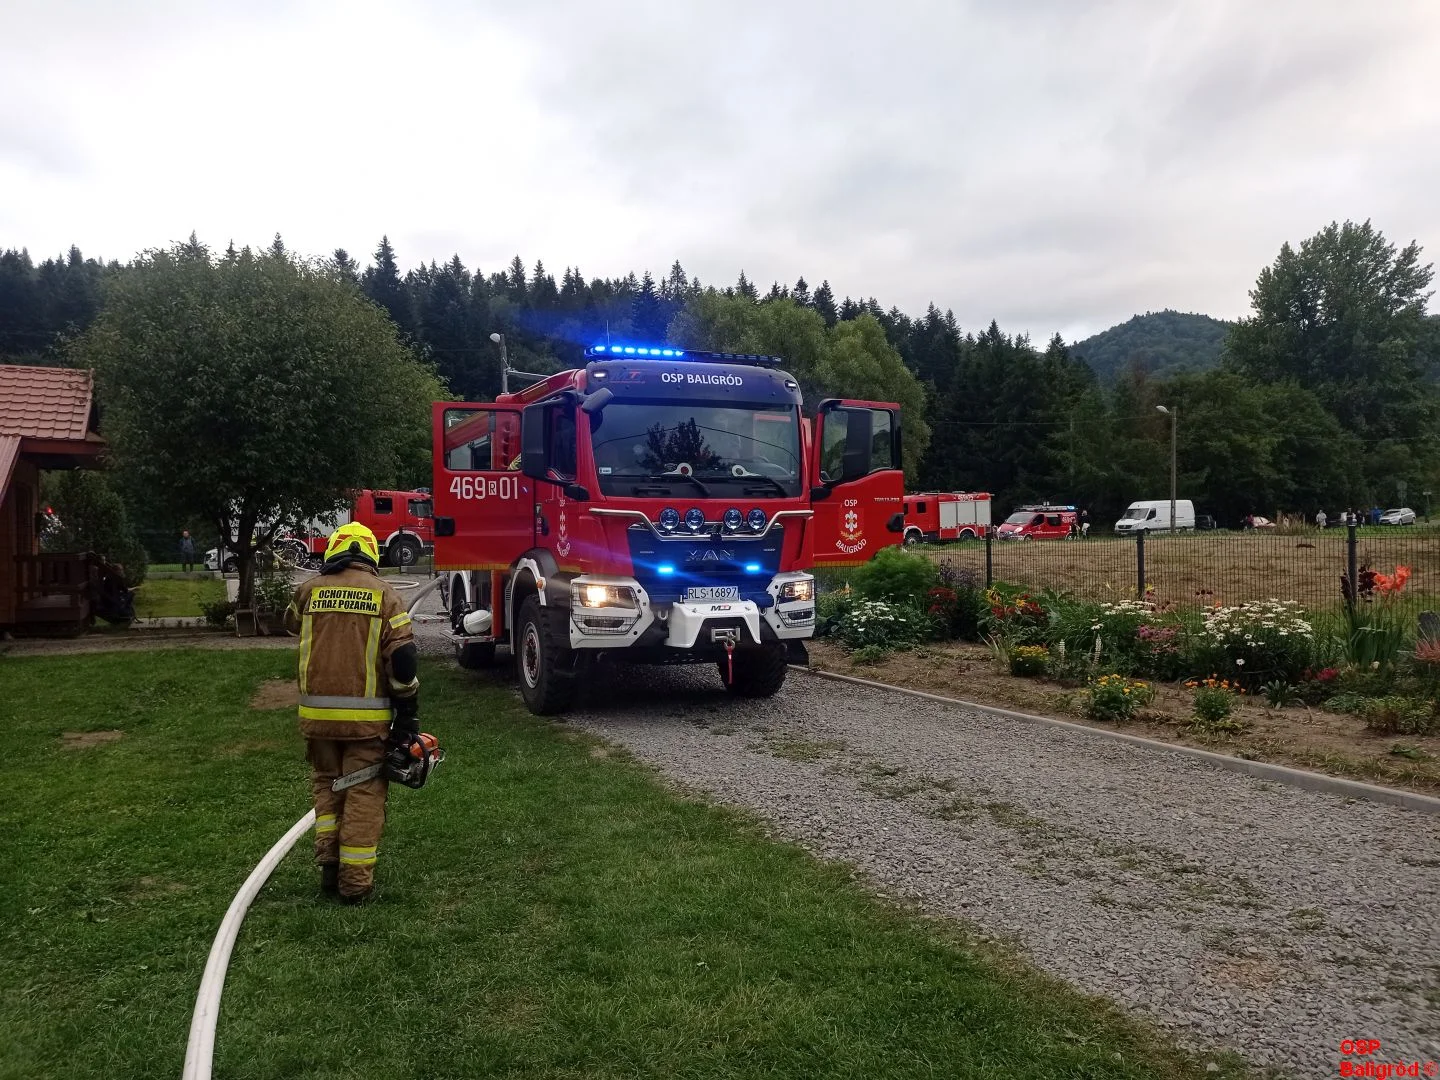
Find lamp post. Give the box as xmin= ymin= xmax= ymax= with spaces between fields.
xmin=1156 ymin=405 xmax=1177 ymax=533
xmin=489 ymin=332 xmax=509 ymax=395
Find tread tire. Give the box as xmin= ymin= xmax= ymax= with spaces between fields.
xmin=516 ymin=595 xmax=576 ymax=715
xmin=721 ymin=643 xmax=789 ymax=698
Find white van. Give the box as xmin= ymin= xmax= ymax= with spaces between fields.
xmin=1114 ymin=499 xmax=1195 ymax=533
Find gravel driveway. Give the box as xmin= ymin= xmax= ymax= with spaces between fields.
xmin=416 ymin=601 xmax=1440 ymax=1079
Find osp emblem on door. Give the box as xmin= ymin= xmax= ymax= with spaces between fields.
xmin=836 ymin=501 xmax=867 ymax=555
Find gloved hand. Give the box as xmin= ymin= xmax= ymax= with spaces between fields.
xmin=391 ymin=693 xmax=419 ymax=736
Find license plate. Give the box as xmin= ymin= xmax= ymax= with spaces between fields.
xmin=685 ymin=586 xmax=739 ymax=601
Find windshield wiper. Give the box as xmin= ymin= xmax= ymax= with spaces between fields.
xmin=641 ymin=473 xmax=711 ymax=498
xmin=737 ymin=476 xmax=789 ymax=497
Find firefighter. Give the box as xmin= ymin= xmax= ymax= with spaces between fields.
xmin=285 ymin=522 xmax=419 ymax=903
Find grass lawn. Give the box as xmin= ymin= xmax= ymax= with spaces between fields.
xmin=0 ymin=651 xmax=1252 ymax=1080
xmin=131 ymin=577 xmax=227 ymax=618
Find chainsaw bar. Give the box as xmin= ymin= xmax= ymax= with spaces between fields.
xmin=331 ymin=763 xmax=384 ymax=792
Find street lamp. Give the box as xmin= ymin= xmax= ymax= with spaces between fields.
xmin=489 ymin=332 xmax=509 ymax=394
xmin=1156 ymin=405 xmax=1177 ymax=533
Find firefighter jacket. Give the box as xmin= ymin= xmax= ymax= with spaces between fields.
xmin=285 ymin=563 xmax=417 ymax=740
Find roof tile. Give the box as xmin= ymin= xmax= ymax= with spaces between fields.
xmin=0 ymin=365 xmax=96 ymax=441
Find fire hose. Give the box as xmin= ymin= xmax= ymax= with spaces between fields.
xmin=181 ymin=574 xmax=445 ymax=1080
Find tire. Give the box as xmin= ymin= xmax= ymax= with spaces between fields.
xmin=958 ymin=528 xmax=976 ymax=540
xmin=516 ymin=594 xmax=576 ymax=715
xmin=903 ymin=529 xmax=922 ymax=547
xmin=721 ymin=643 xmax=789 ymax=698
xmin=388 ymin=537 xmax=422 ymax=567
xmin=222 ymin=556 xmax=239 ymax=574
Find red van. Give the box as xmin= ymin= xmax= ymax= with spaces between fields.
xmin=995 ymin=504 xmax=1077 ymax=541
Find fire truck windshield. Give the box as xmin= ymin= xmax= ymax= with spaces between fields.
xmin=590 ymin=401 xmax=802 ymax=498
xmin=1004 ymin=512 xmax=1039 ymax=524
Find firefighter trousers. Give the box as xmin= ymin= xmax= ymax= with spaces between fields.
xmin=307 ymin=737 xmax=388 ymax=897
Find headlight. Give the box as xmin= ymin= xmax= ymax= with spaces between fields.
xmin=780 ymin=578 xmax=814 ymax=602
xmin=575 ymin=583 xmax=638 ymax=609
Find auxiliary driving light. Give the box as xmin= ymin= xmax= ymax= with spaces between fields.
xmin=685 ymin=507 xmax=706 ymax=532
xmin=746 ymin=508 xmax=767 ymax=532
xmin=723 ymin=508 xmax=743 ymax=531
xmin=658 ymin=507 xmax=680 ymax=532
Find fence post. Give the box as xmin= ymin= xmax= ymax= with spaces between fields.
xmin=1136 ymin=529 xmax=1146 ymax=597
xmin=1346 ymin=520 xmax=1358 ymax=604
xmin=984 ymin=527 xmax=993 ymax=588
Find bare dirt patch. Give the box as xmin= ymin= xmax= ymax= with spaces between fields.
xmin=127 ymin=875 xmax=191 ymax=900
xmin=59 ymin=730 xmax=124 ymax=750
xmin=249 ymin=679 xmax=299 ymax=710
xmin=808 ymin=640 xmax=1440 ymax=795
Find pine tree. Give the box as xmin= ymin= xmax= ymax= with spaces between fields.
xmin=361 ymin=236 xmax=416 ymax=340
xmin=268 ymin=233 xmax=286 ymax=258
xmin=332 ymin=248 xmax=359 ymax=284
xmin=631 ymin=271 xmax=666 ymax=341
xmin=792 ymin=277 xmax=811 ymax=306
xmin=734 ymin=271 xmax=757 ymax=301
xmin=812 ymin=280 xmax=837 ymax=327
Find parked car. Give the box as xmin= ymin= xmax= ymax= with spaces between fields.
xmin=1196 ymin=513 xmax=1217 ymax=531
xmin=1379 ymin=507 xmax=1417 ymax=526
xmin=1243 ymin=515 xmax=1277 ymax=530
xmin=995 ymin=505 xmax=1078 ymax=541
xmin=204 ymin=546 xmax=238 ymax=574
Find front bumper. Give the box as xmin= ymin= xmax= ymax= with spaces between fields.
xmin=567 ymin=572 xmax=814 ymax=650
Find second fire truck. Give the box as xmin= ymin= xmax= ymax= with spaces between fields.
xmin=433 ymin=344 xmax=904 ymax=714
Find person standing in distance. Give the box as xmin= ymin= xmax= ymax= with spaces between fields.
xmin=180 ymin=530 xmax=196 ymax=573
xmin=285 ymin=522 xmax=420 ymax=903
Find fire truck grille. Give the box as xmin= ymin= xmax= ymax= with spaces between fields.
xmin=626 ymin=526 xmax=784 ymax=604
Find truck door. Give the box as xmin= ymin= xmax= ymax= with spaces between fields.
xmin=432 ymin=402 xmax=533 ymax=569
xmin=810 ymin=399 xmax=904 ymax=566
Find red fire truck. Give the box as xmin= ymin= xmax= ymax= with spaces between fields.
xmin=289 ymin=489 xmax=435 ymax=568
xmin=433 ymin=345 xmax=904 ymax=714
xmin=901 ymin=491 xmax=992 ymax=545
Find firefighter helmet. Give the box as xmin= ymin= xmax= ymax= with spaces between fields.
xmin=324 ymin=522 xmax=380 ymax=567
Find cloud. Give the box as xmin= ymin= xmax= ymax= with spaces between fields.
xmin=2 ymin=0 xmax=1437 ymax=341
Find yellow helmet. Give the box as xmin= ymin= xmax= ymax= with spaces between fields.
xmin=324 ymin=522 xmax=380 ymax=566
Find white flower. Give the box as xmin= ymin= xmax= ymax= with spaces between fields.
xmin=1236 ymin=658 xmax=1245 ymax=666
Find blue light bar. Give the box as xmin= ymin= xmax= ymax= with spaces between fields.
xmin=657 ymin=564 xmax=675 ymax=576
xmin=744 ymin=563 xmax=762 ymax=573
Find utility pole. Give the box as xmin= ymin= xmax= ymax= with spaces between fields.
xmin=1156 ymin=404 xmax=1177 ymax=533
xmin=490 ymin=332 xmax=509 ymax=395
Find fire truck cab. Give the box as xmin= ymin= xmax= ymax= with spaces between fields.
xmin=291 ymin=489 xmax=434 ymax=567
xmin=902 ymin=491 xmax=992 ymax=545
xmin=433 ymin=345 xmax=903 ymax=714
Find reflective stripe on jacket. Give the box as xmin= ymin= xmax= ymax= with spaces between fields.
xmin=286 ymin=564 xmax=416 ymax=740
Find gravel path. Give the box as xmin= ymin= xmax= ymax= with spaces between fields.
xmin=419 ymin=600 xmax=1440 ymax=1078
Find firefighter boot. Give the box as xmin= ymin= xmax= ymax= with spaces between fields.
xmin=320 ymin=863 xmax=340 ymax=896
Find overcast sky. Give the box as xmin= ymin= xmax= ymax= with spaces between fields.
xmin=3 ymin=0 xmax=1437 ymax=342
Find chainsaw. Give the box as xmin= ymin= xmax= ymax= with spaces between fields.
xmin=332 ymin=731 xmax=445 ymax=792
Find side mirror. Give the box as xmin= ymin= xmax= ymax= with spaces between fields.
xmin=580 ymin=387 xmax=613 ymax=414
xmin=520 ymin=404 xmax=548 ymax=481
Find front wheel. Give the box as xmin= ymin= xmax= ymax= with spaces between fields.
xmin=516 ymin=595 xmax=576 ymax=715
xmin=720 ymin=644 xmax=789 ymax=698
xmin=903 ymin=530 xmax=922 ymax=547
xmin=388 ymin=537 xmax=422 ymax=567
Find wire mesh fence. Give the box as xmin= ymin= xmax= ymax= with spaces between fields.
xmin=926 ymin=527 xmax=1440 ymax=613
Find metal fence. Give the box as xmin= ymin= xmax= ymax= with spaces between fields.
xmin=925 ymin=526 xmax=1440 ymax=612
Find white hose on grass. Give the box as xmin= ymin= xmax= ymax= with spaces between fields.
xmin=184 ymin=573 xmax=443 ymax=1078
xmin=181 ymin=809 xmax=315 ymax=1080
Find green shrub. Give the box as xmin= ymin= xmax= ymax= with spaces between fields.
xmin=201 ymin=598 xmax=237 ymax=628
xmin=1082 ymin=674 xmax=1152 ymax=723
xmin=1009 ymin=645 xmax=1050 ymax=677
xmin=1261 ymin=680 xmax=1296 ymax=707
xmin=815 ymin=590 xmax=852 ymax=638
xmin=1359 ymin=696 xmax=1438 ymax=736
xmin=1187 ymin=676 xmax=1244 ymax=733
xmin=836 ymin=599 xmax=930 ymax=651
xmin=848 ymin=547 xmax=940 ymax=603
xmin=252 ymin=570 xmax=294 ymax=616
xmin=930 ymin=564 xmax=987 ymax=640
xmin=980 ymin=583 xmax=1049 ymax=646
xmin=851 ymin=644 xmax=889 ymax=665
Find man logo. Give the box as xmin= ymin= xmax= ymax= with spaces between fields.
xmin=687 ymin=549 xmax=735 ymax=562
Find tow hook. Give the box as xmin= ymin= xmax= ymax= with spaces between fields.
xmin=723 ymin=639 xmax=735 ymax=684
